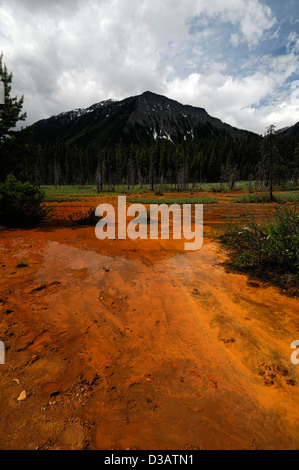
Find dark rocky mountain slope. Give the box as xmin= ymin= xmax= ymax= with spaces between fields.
xmin=32 ymin=91 xmax=253 ymax=148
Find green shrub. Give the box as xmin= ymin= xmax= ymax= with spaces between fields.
xmin=262 ymin=207 xmax=299 ymax=273
xmin=0 ymin=175 xmax=49 ymax=227
xmin=217 ymin=206 xmax=299 ymax=276
xmin=68 ymin=207 xmax=99 ymax=225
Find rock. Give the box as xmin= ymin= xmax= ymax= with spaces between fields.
xmin=210 ymin=380 xmax=218 ymax=389
xmin=17 ymin=391 xmax=27 ymax=402
xmin=30 ymin=284 xmax=47 ymax=294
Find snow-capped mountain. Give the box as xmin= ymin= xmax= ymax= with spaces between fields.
xmin=32 ymin=91 xmax=253 ymax=148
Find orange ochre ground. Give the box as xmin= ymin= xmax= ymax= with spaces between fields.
xmin=0 ymin=193 xmax=298 ymax=450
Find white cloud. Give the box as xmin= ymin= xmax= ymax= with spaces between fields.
xmin=195 ymin=0 xmax=276 ymax=46
xmin=287 ymin=32 xmax=299 ymax=54
xmin=230 ymin=33 xmax=241 ymax=47
xmin=166 ymin=52 xmax=299 ymax=133
xmin=0 ymin=0 xmax=297 ymax=134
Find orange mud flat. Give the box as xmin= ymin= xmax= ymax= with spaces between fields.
xmin=0 ymin=199 xmax=298 ymax=450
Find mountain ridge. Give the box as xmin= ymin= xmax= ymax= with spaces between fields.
xmin=276 ymin=121 xmax=299 ymax=137
xmin=32 ymin=91 xmax=255 ymax=148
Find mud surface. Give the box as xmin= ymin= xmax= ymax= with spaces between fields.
xmin=0 ymin=197 xmax=298 ymax=450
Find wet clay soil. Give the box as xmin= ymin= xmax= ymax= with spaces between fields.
xmin=0 ymin=197 xmax=298 ymax=450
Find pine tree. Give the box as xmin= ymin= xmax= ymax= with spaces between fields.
xmin=0 ymin=53 xmax=27 ymax=144
xmin=292 ymin=142 xmax=299 ymax=186
xmin=258 ymin=125 xmax=281 ymax=201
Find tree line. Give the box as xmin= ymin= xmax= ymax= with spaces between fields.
xmin=0 ymin=53 xmax=298 ymax=191
xmin=1 ymin=128 xmax=298 ymax=191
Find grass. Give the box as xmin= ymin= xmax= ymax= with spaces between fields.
xmin=234 ymin=192 xmax=299 ymax=204
xmin=277 ymin=193 xmax=299 ymax=203
xmin=215 ymin=205 xmax=299 ymax=295
xmin=45 ymin=196 xmax=83 ymax=203
xmin=127 ymin=197 xmax=218 ymax=204
xmin=42 ymin=185 xmax=98 ymax=202
xmin=40 ymin=182 xmax=260 ymax=199
xmin=41 ymin=184 xmax=299 ymax=204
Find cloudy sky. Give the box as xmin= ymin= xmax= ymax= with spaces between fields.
xmin=0 ymin=0 xmax=298 ymax=134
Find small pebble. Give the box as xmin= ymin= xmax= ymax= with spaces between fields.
xmin=17 ymin=391 xmax=27 ymax=402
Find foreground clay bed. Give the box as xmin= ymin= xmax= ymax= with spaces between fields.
xmin=0 ymin=197 xmax=298 ymax=450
